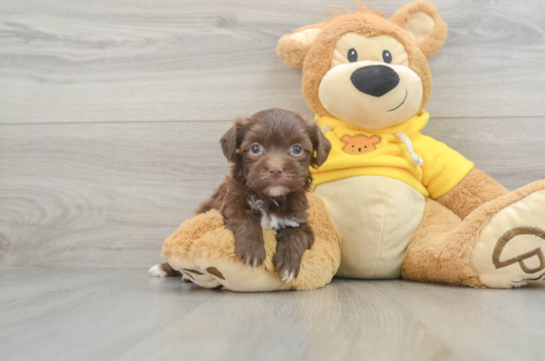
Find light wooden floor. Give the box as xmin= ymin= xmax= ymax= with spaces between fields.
xmin=1 ymin=0 xmax=545 ymax=360
xmin=1 ymin=269 xmax=545 ymax=361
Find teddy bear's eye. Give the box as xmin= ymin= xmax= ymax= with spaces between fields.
xmin=382 ymin=50 xmax=392 ymax=64
xmin=347 ymin=48 xmax=358 ymax=62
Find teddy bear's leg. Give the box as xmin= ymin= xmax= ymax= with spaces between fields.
xmin=400 ymin=197 xmax=480 ymax=286
xmin=161 ymin=210 xmax=291 ymax=291
xmin=161 ymin=194 xmax=340 ymax=292
xmin=402 ymin=180 xmax=545 ymax=288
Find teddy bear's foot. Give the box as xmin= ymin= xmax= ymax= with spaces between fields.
xmin=472 ymin=181 xmax=545 ymax=288
xmin=160 ymin=210 xmax=292 ymax=292
xmin=169 ymin=254 xmax=292 ymax=292
xmin=159 ymin=194 xmax=340 ymax=292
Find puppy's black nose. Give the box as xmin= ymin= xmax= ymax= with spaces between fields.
xmin=350 ymin=65 xmax=400 ymax=97
xmin=269 ymin=167 xmax=283 ymax=180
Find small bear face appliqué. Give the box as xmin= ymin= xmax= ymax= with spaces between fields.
xmin=340 ymin=134 xmax=381 ymax=155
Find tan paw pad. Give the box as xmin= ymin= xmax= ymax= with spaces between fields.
xmin=206 ymin=267 xmax=225 ymax=280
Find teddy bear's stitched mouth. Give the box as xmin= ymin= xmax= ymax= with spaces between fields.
xmin=387 ymin=90 xmax=408 ymax=112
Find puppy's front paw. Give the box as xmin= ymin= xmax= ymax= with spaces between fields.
xmin=273 ymin=247 xmax=303 ymax=284
xmin=235 ymin=240 xmax=267 ymax=267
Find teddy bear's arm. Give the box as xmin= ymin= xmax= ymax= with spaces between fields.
xmin=436 ymin=168 xmax=509 ymax=220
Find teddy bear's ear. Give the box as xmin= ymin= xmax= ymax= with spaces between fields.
xmin=390 ymin=1 xmax=448 ymax=58
xmin=277 ymin=21 xmax=329 ymax=67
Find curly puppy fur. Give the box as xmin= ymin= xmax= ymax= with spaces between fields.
xmin=196 ymin=108 xmax=331 ymax=281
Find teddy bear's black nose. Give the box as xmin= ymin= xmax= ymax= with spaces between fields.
xmin=350 ymin=65 xmax=400 ymax=97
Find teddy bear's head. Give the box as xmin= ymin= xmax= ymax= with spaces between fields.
xmin=277 ymin=1 xmax=447 ymax=130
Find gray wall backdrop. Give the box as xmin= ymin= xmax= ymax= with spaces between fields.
xmin=1 ymin=0 xmax=544 ymax=269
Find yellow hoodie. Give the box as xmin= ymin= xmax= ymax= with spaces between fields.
xmin=312 ymin=110 xmax=474 ymax=199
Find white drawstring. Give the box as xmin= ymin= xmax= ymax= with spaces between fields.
xmin=321 ymin=125 xmax=333 ymax=134
xmin=394 ymin=132 xmax=424 ymax=167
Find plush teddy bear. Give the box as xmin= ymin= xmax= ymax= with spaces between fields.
xmin=160 ymin=1 xmax=545 ymax=290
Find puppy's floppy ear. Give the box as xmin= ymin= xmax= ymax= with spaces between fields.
xmin=220 ymin=118 xmax=247 ymax=162
xmin=390 ymin=1 xmax=448 ymax=58
xmin=308 ymin=123 xmax=332 ymax=168
xmin=277 ymin=21 xmax=329 ymax=67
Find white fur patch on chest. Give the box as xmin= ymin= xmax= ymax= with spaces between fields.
xmin=247 ymin=195 xmax=303 ymax=231
xmin=260 ymin=214 xmax=302 ymax=231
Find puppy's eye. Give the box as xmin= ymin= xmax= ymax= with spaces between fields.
xmin=291 ymin=145 xmax=303 ymax=156
xmin=382 ymin=50 xmax=392 ymax=64
xmin=347 ymin=48 xmax=358 ymax=62
xmin=250 ymin=144 xmax=262 ymax=155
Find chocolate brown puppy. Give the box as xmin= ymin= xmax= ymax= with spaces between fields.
xmin=195 ymin=108 xmax=331 ymax=282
